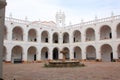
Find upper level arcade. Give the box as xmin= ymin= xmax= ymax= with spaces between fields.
xmin=4 ymin=12 xmax=120 ymax=45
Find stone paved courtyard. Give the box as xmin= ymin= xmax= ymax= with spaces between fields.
xmin=3 ymin=62 xmax=120 ymax=80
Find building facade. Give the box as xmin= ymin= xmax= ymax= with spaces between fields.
xmin=3 ymin=11 xmax=120 ymax=63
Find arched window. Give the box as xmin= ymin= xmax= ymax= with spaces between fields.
xmin=86 ymin=45 xmax=96 ymax=60
xmin=12 ymin=27 xmax=23 ymax=41
xmin=53 ymin=48 xmax=59 ymax=60
xmin=41 ymin=47 xmax=49 ymax=60
xmin=27 ymin=46 xmax=37 ymax=61
xmin=63 ymin=32 xmax=69 ymax=43
xmin=41 ymin=31 xmax=49 ymax=43
xmin=116 ymin=23 xmax=120 ymax=38
xmin=11 ymin=46 xmax=23 ymax=63
xmin=53 ymin=32 xmax=59 ymax=43
xmin=100 ymin=25 xmax=112 ymax=40
xmin=86 ymin=28 xmax=95 ymax=41
xmin=28 ymin=29 xmax=37 ymax=42
xmin=74 ymin=46 xmax=82 ymax=59
xmin=101 ymin=44 xmax=113 ymax=62
xmin=73 ymin=30 xmax=81 ymax=42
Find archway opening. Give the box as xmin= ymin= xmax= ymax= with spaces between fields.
xmin=73 ymin=30 xmax=81 ymax=42
xmin=86 ymin=28 xmax=95 ymax=41
xmin=41 ymin=47 xmax=49 ymax=60
xmin=118 ymin=45 xmax=120 ymax=59
xmin=74 ymin=46 xmax=82 ymax=60
xmin=53 ymin=32 xmax=59 ymax=43
xmin=12 ymin=27 xmax=23 ymax=41
xmin=62 ymin=47 xmax=69 ymax=60
xmin=63 ymin=32 xmax=69 ymax=43
xmin=53 ymin=48 xmax=59 ymax=60
xmin=117 ymin=23 xmax=120 ymax=38
xmin=86 ymin=46 xmax=96 ymax=60
xmin=100 ymin=25 xmax=112 ymax=40
xmin=11 ymin=46 xmax=22 ymax=63
xmin=28 ymin=46 xmax=37 ymax=62
xmin=28 ymin=29 xmax=37 ymax=42
xmin=4 ymin=26 xmax=7 ymax=40
xmin=101 ymin=44 xmax=113 ymax=62
xmin=41 ymin=31 xmax=49 ymax=43
xmin=3 ymin=46 xmax=7 ymax=62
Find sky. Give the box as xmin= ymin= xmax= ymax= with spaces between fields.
xmin=6 ymin=0 xmax=120 ymax=25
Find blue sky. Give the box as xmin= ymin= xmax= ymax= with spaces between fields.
xmin=6 ymin=0 xmax=120 ymax=25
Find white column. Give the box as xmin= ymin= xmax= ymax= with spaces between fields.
xmin=112 ymin=25 xmax=117 ymax=40
xmin=95 ymin=29 xmax=100 ymax=42
xmin=81 ymin=46 xmax=86 ymax=60
xmin=7 ymin=27 xmax=12 ymax=41
xmin=23 ymin=31 xmax=28 ymax=42
xmin=36 ymin=47 xmax=41 ymax=61
xmin=70 ymin=47 xmax=74 ymax=60
xmin=37 ymin=33 xmax=41 ymax=43
xmin=81 ymin=31 xmax=85 ymax=42
xmin=49 ymin=47 xmax=53 ymax=60
xmin=22 ymin=46 xmax=27 ymax=62
xmin=69 ymin=32 xmax=73 ymax=44
xmin=49 ymin=32 xmax=52 ymax=44
xmin=113 ymin=45 xmax=118 ymax=60
xmin=96 ymin=45 xmax=101 ymax=60
xmin=59 ymin=32 xmax=63 ymax=44
xmin=6 ymin=46 xmax=12 ymax=62
xmin=59 ymin=47 xmax=63 ymax=59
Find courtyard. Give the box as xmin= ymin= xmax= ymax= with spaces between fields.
xmin=3 ymin=62 xmax=120 ymax=80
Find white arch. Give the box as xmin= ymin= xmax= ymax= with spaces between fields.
xmin=100 ymin=25 xmax=112 ymax=40
xmin=3 ymin=46 xmax=7 ymax=61
xmin=53 ymin=32 xmax=59 ymax=43
xmin=41 ymin=47 xmax=49 ymax=60
xmin=73 ymin=30 xmax=81 ymax=42
xmin=116 ymin=23 xmax=120 ymax=38
xmin=101 ymin=44 xmax=113 ymax=62
xmin=27 ymin=46 xmax=37 ymax=62
xmin=41 ymin=30 xmax=49 ymax=43
xmin=28 ymin=29 xmax=37 ymax=42
xmin=63 ymin=32 xmax=69 ymax=43
xmin=117 ymin=44 xmax=120 ymax=59
xmin=12 ymin=26 xmax=23 ymax=41
xmin=62 ymin=47 xmax=70 ymax=60
xmin=86 ymin=28 xmax=95 ymax=41
xmin=73 ymin=46 xmax=82 ymax=60
xmin=4 ymin=26 xmax=7 ymax=40
xmin=86 ymin=45 xmax=96 ymax=60
xmin=11 ymin=45 xmax=23 ymax=63
xmin=53 ymin=47 xmax=59 ymax=60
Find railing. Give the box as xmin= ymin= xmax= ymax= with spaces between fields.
xmin=5 ymin=15 xmax=120 ymax=29
xmin=5 ymin=17 xmax=30 ymax=24
xmin=5 ymin=17 xmax=57 ymax=29
xmin=64 ymin=15 xmax=120 ymax=29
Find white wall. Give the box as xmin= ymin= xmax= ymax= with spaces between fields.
xmin=3 ymin=14 xmax=120 ymax=62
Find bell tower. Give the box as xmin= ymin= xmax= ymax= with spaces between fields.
xmin=56 ymin=10 xmax=65 ymax=27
